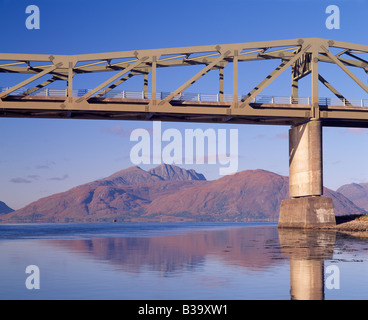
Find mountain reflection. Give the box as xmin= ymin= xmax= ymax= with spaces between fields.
xmin=49 ymin=226 xmax=283 ymax=276
xmin=45 ymin=224 xmax=368 ymax=300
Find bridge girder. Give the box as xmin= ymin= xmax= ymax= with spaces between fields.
xmin=2 ymin=38 xmax=368 ymax=127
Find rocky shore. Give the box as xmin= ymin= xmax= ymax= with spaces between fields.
xmin=337 ymin=220 xmax=368 ymax=232
xmin=297 ymin=215 xmax=368 ymax=235
xmin=333 ymin=215 xmax=368 ymax=237
xmin=335 ymin=215 xmax=368 ymax=229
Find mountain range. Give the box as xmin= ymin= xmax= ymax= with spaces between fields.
xmin=337 ymin=183 xmax=368 ymax=211
xmin=0 ymin=201 xmax=14 ymax=215
xmin=1 ymin=164 xmax=365 ymax=223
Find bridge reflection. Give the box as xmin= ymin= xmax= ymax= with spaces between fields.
xmin=278 ymin=229 xmax=336 ymax=300
xmin=46 ymin=224 xmax=366 ymax=300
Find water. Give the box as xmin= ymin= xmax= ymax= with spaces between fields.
xmin=0 ymin=222 xmax=367 ymax=300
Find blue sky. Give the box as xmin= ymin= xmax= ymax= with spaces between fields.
xmin=1 ymin=0 xmax=368 ymax=209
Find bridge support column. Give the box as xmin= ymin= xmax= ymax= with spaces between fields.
xmin=279 ymin=120 xmax=336 ymax=228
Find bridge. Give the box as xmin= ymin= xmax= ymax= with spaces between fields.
xmin=2 ymin=37 xmax=368 ymax=228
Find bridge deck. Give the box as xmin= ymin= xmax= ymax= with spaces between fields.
xmin=1 ymin=93 xmax=368 ymax=128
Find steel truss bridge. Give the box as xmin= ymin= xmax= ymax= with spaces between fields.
xmin=2 ymin=37 xmax=368 ymax=127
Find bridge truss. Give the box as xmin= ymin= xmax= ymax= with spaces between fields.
xmin=2 ymin=38 xmax=368 ymax=127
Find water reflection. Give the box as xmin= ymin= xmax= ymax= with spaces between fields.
xmin=6 ymin=223 xmax=366 ymax=299
xmin=48 ymin=226 xmax=283 ymax=276
xmin=46 ymin=226 xmax=364 ymax=300
xmin=278 ymin=229 xmax=336 ymax=300
xmin=47 ymin=225 xmax=340 ymax=299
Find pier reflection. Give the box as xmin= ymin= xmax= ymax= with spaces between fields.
xmin=46 ymin=225 xmax=344 ymax=299
xmin=278 ymin=229 xmax=336 ymax=300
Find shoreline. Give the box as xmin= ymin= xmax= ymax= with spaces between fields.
xmin=335 ymin=214 xmax=368 ymax=232
xmin=335 ymin=221 xmax=368 ymax=237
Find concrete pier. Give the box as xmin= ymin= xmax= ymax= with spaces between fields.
xmin=279 ymin=120 xmax=336 ymax=228
xmin=279 ymin=196 xmax=335 ymax=228
xmin=289 ymin=120 xmax=322 ymax=197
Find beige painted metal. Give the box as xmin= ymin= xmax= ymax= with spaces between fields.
xmin=1 ymin=38 xmax=368 ymax=127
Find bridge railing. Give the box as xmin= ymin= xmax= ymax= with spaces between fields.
xmin=1 ymin=87 xmax=368 ymax=107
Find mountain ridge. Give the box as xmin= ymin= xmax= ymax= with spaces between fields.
xmin=337 ymin=183 xmax=368 ymax=211
xmin=0 ymin=201 xmax=14 ymax=215
xmin=1 ymin=165 xmax=365 ymax=223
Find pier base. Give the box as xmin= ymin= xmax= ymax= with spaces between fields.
xmin=278 ymin=196 xmax=336 ymax=229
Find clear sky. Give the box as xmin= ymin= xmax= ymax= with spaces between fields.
xmin=1 ymin=0 xmax=368 ymax=210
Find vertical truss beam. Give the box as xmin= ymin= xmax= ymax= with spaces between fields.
xmin=311 ymin=49 xmax=319 ymax=119
xmin=144 ymin=70 xmax=149 ymax=99
xmin=291 ymin=64 xmax=298 ymax=103
xmin=233 ymin=52 xmax=238 ymax=106
xmin=67 ymin=62 xmax=74 ymax=101
xmin=152 ymin=57 xmax=157 ymax=102
xmin=219 ymin=66 xmax=224 ymax=102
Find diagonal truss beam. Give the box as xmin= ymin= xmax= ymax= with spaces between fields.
xmin=318 ymin=74 xmax=352 ymax=106
xmin=76 ymin=57 xmax=149 ymax=103
xmin=159 ymin=51 xmax=231 ymax=105
xmin=21 ymin=77 xmax=58 ymax=97
xmin=95 ymin=71 xmax=138 ymax=98
xmin=345 ymin=51 xmax=368 ymax=65
xmin=322 ymin=46 xmax=368 ymax=95
xmin=0 ymin=64 xmax=59 ymax=99
xmin=238 ymin=46 xmax=310 ymax=108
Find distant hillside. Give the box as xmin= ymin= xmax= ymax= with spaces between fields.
xmin=0 ymin=201 xmax=14 ymax=214
xmin=337 ymin=183 xmax=368 ymax=211
xmin=144 ymin=169 xmax=364 ymax=221
xmin=2 ymin=164 xmax=209 ymax=223
xmin=1 ymin=165 xmax=364 ymax=223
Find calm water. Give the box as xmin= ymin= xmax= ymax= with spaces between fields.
xmin=0 ymin=222 xmax=367 ymax=300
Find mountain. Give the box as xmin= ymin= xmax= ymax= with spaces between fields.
xmin=0 ymin=201 xmax=14 ymax=214
xmin=145 ymin=169 xmax=288 ymax=221
xmin=1 ymin=165 xmax=208 ymax=223
xmin=148 ymin=164 xmax=206 ymax=181
xmin=337 ymin=183 xmax=368 ymax=211
xmin=144 ymin=169 xmax=364 ymax=221
xmin=88 ymin=166 xmax=164 ymax=187
xmin=86 ymin=164 xmax=206 ymax=188
xmin=1 ymin=165 xmax=364 ymax=223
